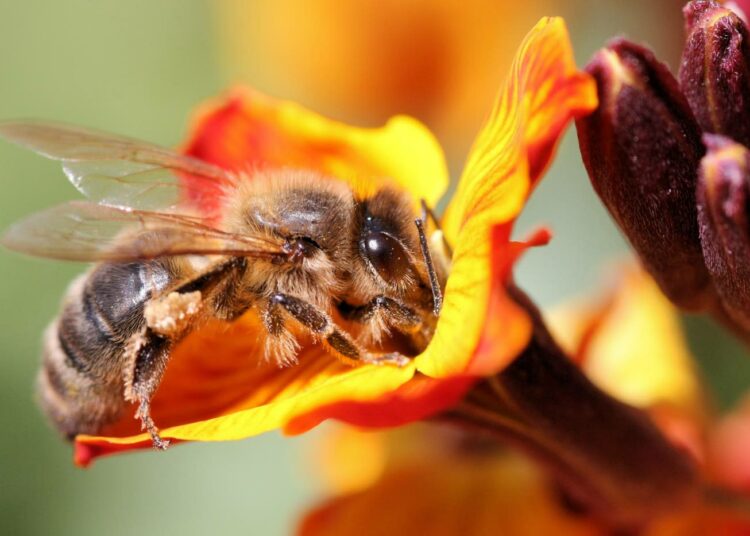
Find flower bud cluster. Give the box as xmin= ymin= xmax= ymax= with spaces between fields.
xmin=578 ymin=0 xmax=750 ymax=331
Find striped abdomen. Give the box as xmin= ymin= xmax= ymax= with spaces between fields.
xmin=38 ymin=260 xmax=174 ymax=438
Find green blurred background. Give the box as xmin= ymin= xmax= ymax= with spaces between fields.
xmin=1 ymin=1 xmax=749 ymax=534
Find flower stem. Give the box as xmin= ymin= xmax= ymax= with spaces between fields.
xmin=441 ymin=287 xmax=700 ymax=531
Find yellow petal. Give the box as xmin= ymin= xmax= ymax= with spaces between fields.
xmin=548 ymin=264 xmax=705 ymax=419
xmin=442 ymin=17 xmax=597 ymax=243
xmin=182 ymin=87 xmax=448 ymax=213
xmin=75 ymin=316 xmax=414 ymax=461
xmin=417 ymin=18 xmax=597 ymax=377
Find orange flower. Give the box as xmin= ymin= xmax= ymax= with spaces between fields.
xmin=297 ymin=268 xmax=750 ymax=536
xmin=214 ymin=0 xmax=558 ymax=156
xmin=73 ymin=17 xmax=596 ymax=466
xmin=301 ymin=426 xmax=603 ymax=536
xmin=299 ymin=429 xmax=750 ymax=536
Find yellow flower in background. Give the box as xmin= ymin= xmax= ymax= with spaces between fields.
xmin=73 ymin=18 xmax=596 ymax=465
xmin=301 ymin=426 xmax=602 ymax=536
xmin=213 ymin=0 xmax=558 ymax=156
xmin=547 ymin=265 xmax=709 ymax=456
xmin=297 ymin=268 xmax=750 ymax=536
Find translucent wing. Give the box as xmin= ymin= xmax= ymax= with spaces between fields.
xmin=0 ymin=121 xmax=234 ymax=213
xmin=2 ymin=201 xmax=285 ymax=262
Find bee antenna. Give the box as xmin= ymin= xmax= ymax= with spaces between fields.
xmin=415 ymin=209 xmax=443 ymax=316
xmin=420 ymin=199 xmax=453 ymax=257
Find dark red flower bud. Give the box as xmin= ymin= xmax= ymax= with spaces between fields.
xmin=680 ymin=1 xmax=750 ymax=147
xmin=576 ymin=39 xmax=712 ymax=310
xmin=697 ymin=134 xmax=750 ymax=330
xmin=684 ymin=0 xmax=722 ymax=28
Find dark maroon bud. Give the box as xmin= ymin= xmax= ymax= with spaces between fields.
xmin=576 ymin=39 xmax=712 ymax=310
xmin=680 ymin=1 xmax=750 ymax=146
xmin=683 ymin=0 xmax=721 ymax=28
xmin=697 ymin=134 xmax=750 ymax=330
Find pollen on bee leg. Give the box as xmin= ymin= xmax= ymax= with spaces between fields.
xmin=144 ymin=291 xmax=202 ymax=339
xmin=122 ymin=327 xmax=149 ymax=402
xmin=121 ymin=328 xmax=172 ymax=450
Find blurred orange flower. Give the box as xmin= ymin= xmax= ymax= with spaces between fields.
xmin=547 ymin=265 xmax=709 ymax=458
xmin=73 ymin=18 xmax=596 ymax=466
xmin=213 ymin=0 xmax=558 ymax=158
xmin=297 ymin=267 xmax=750 ymax=536
xmin=301 ymin=426 xmax=603 ymax=536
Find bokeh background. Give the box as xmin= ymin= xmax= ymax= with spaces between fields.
xmin=2 ymin=1 xmax=749 ymax=534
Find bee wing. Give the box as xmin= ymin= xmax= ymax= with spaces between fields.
xmin=0 ymin=121 xmax=234 ymax=213
xmin=2 ymin=201 xmax=285 ymax=262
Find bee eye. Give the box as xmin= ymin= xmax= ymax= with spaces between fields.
xmin=363 ymin=231 xmax=410 ymax=281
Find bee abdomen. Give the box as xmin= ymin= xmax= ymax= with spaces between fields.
xmin=38 ymin=261 xmax=173 ymax=438
xmin=38 ymin=321 xmax=123 ymax=438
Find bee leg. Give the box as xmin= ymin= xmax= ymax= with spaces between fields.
xmin=268 ymin=293 xmax=410 ymax=367
xmin=124 ymin=259 xmax=247 ymax=450
xmin=339 ymin=296 xmax=422 ymax=332
xmin=125 ymin=328 xmax=172 ymax=450
xmin=338 ymin=296 xmax=431 ymax=350
xmin=261 ymin=302 xmax=300 ymax=366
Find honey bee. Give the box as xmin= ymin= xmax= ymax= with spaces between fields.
xmin=0 ymin=122 xmax=448 ymax=449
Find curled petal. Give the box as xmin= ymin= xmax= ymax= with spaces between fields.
xmin=419 ymin=17 xmax=596 ymax=377
xmin=74 ymin=316 xmax=415 ymax=464
xmin=285 ymin=375 xmax=476 ymax=435
xmin=182 ymin=87 xmax=448 ymax=212
xmin=412 ymin=223 xmax=548 ymax=378
xmin=443 ymin=17 xmax=596 ymax=241
xmin=464 ymin=226 xmax=551 ymax=376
